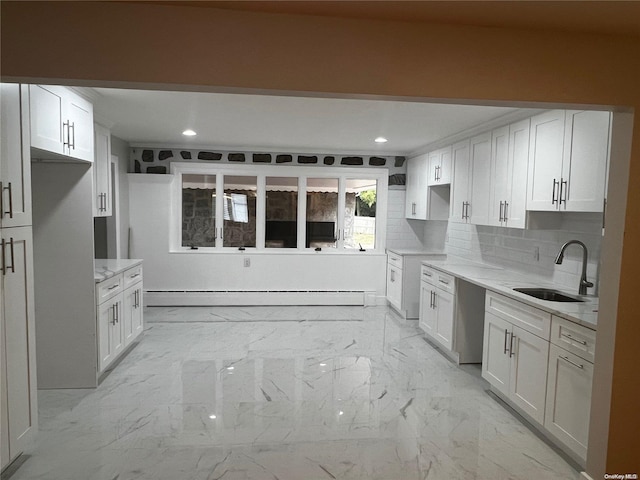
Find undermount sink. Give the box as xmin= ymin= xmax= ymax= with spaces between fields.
xmin=513 ymin=288 xmax=584 ymax=303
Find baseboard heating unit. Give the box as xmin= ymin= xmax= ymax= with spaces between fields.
xmin=145 ymin=290 xmax=374 ymax=306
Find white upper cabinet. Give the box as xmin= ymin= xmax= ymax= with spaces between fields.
xmin=405 ymin=154 xmax=429 ymax=219
xmin=29 ymin=85 xmax=94 ymax=163
xmin=561 ymin=110 xmax=610 ymax=211
xmin=427 ymin=146 xmax=452 ymax=186
xmin=1 ymin=84 xmax=32 ymax=229
xmin=93 ymin=124 xmax=112 ymax=217
xmin=468 ymin=132 xmax=492 ymax=226
xmin=527 ymin=110 xmax=609 ymax=212
xmin=449 ymin=139 xmax=471 ymax=223
xmin=489 ymin=119 xmax=530 ymax=228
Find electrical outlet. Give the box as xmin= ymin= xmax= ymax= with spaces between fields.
xmin=533 ymin=246 xmax=540 ymax=261
xmin=244 ymin=257 xmax=250 ymax=268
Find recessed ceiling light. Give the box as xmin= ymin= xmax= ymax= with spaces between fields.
xmin=374 ymin=137 xmax=388 ymax=143
xmin=182 ymin=129 xmax=197 ymax=136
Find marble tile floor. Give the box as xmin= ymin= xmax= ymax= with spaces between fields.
xmin=9 ymin=306 xmax=582 ymax=480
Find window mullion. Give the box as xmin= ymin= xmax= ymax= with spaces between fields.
xmin=256 ymin=175 xmax=266 ymax=249
xmin=298 ymin=176 xmax=307 ymax=249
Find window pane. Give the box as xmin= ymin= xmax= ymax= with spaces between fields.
xmin=265 ymin=177 xmax=298 ymax=248
xmin=182 ymin=174 xmax=216 ymax=248
xmin=345 ymin=179 xmax=377 ymax=250
xmin=306 ymin=178 xmax=338 ymax=248
xmin=223 ymin=175 xmax=257 ymax=248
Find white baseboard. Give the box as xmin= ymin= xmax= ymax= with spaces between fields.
xmin=145 ymin=290 xmax=369 ymax=306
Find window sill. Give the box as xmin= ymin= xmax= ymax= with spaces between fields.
xmin=169 ymin=248 xmax=386 ymax=256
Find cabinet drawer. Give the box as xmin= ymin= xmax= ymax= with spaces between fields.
xmin=485 ymin=291 xmax=551 ymax=340
xmin=435 ymin=271 xmax=455 ymax=295
xmin=123 ymin=264 xmax=143 ymax=289
xmin=420 ymin=265 xmax=437 ymax=286
xmin=387 ymin=252 xmax=403 ymax=268
xmin=96 ymin=274 xmax=123 ymax=305
xmin=550 ymin=316 xmax=596 ymax=363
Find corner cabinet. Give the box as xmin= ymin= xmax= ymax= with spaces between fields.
xmin=386 ymin=251 xmax=444 ymax=319
xmin=93 ymin=124 xmax=112 ymax=217
xmin=29 ymin=85 xmax=94 ymax=163
xmin=427 ymin=147 xmax=452 ymax=186
xmin=526 ymin=110 xmax=610 ymax=212
xmin=95 ymin=261 xmax=144 ymax=375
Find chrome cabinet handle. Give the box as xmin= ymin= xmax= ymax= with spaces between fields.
xmin=130 ymin=273 xmax=140 ymax=279
xmin=504 ymin=329 xmax=509 ymax=355
xmin=423 ymin=271 xmax=432 ymax=277
xmin=510 ymin=334 xmax=516 ymax=357
xmin=2 ymin=182 xmax=13 ymax=219
xmin=390 ymin=269 xmax=395 ymax=283
xmin=108 ymin=284 xmax=119 ymax=291
xmin=461 ymin=201 xmax=465 ymax=220
xmin=499 ymin=201 xmax=504 ymax=222
xmin=70 ymin=122 xmax=75 ymax=149
xmin=438 ymin=278 xmax=449 ymax=285
xmin=559 ymin=179 xmax=568 ymax=206
xmin=560 ymin=355 xmax=584 ymax=370
xmin=552 ymin=179 xmax=558 ymax=205
xmin=503 ymin=202 xmax=508 ymax=222
xmin=1 ymin=239 xmax=5 ymax=275
xmin=560 ymin=333 xmax=588 ymax=345
xmin=63 ymin=121 xmax=70 ymax=147
xmin=412 ymin=202 xmax=416 ymax=215
xmin=432 ymin=291 xmax=437 ymax=309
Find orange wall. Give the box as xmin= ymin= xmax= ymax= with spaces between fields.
xmin=2 ymin=1 xmax=639 ymax=476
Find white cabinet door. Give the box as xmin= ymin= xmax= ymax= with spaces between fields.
xmin=1 ymin=84 xmax=32 ymax=229
xmin=562 ymin=110 xmax=610 ymax=212
xmin=98 ymin=294 xmax=124 ymax=372
xmin=509 ymin=325 xmax=549 ymax=424
xmin=418 ymin=283 xmax=435 ymax=337
xmin=526 ymin=110 xmax=565 ymax=211
xmin=1 ymin=294 xmax=10 ymax=470
xmin=450 ymin=139 xmax=470 ymax=223
xmin=505 ymin=119 xmax=530 ymax=229
xmin=386 ymin=263 xmax=403 ymax=312
xmin=97 ymin=300 xmax=115 ymax=372
xmin=132 ymin=285 xmax=144 ymax=338
xmin=405 ymin=154 xmax=428 ymax=219
xmin=489 ymin=125 xmax=510 ymax=226
xmin=123 ymin=286 xmax=136 ymax=347
xmin=427 ymin=147 xmax=452 ymax=186
xmin=468 ymin=132 xmax=492 ymax=226
xmin=29 ymin=84 xmax=65 ymax=156
xmin=1 ymin=227 xmax=36 ymax=459
xmin=545 ymin=344 xmax=593 ymax=460
xmin=93 ymin=124 xmax=112 ymax=217
xmin=434 ymin=288 xmax=455 ymax=350
xmin=123 ymin=283 xmax=143 ymax=346
xmin=65 ymin=91 xmax=94 ymax=162
xmin=482 ymin=312 xmax=511 ymax=397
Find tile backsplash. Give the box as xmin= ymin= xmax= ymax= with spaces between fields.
xmin=444 ymin=213 xmax=604 ymax=294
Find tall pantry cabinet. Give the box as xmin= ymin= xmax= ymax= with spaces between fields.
xmin=0 ymin=83 xmax=38 ymax=471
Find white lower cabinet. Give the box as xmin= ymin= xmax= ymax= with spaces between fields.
xmin=419 ymin=266 xmax=456 ymax=352
xmin=544 ymin=316 xmax=595 ymax=462
xmin=482 ymin=292 xmax=550 ymax=424
xmin=96 ymin=263 xmax=143 ymax=374
xmin=483 ymin=292 xmax=595 ymax=465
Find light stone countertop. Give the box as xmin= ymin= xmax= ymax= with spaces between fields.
xmin=94 ymin=259 xmax=143 ymax=283
xmin=387 ymin=248 xmax=446 ymax=256
xmin=422 ymin=257 xmax=598 ymax=330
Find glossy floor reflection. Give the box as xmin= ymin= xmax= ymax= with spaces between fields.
xmin=14 ymin=306 xmax=580 ymax=479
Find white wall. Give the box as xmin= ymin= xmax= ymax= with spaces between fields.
xmin=129 ymin=174 xmax=387 ymax=302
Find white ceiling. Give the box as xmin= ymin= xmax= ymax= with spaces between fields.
xmin=87 ymin=87 xmax=521 ymax=156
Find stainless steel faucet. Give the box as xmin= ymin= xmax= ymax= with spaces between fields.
xmin=555 ymin=240 xmax=594 ymax=295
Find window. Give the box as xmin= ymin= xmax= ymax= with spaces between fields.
xmin=222 ymin=176 xmax=257 ymax=248
xmin=181 ymin=174 xmax=216 ymax=248
xmin=306 ymin=178 xmax=338 ymax=248
xmin=173 ymin=163 xmax=387 ymax=253
xmin=265 ymin=177 xmax=298 ymax=248
xmin=344 ymin=179 xmax=377 ymax=250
